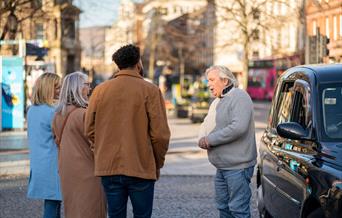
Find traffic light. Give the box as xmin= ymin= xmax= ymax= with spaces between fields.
xmin=322 ymin=36 xmax=330 ymax=56
xmin=319 ymin=35 xmax=329 ymax=58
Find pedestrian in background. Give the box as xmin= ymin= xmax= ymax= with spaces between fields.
xmin=85 ymin=44 xmax=170 ymax=218
xmin=52 ymin=72 xmax=106 ymax=218
xmin=27 ymin=73 xmax=62 ymax=218
xmin=198 ymin=66 xmax=257 ymax=218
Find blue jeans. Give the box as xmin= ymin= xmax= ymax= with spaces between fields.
xmin=101 ymin=175 xmax=155 ymax=218
xmin=215 ymin=166 xmax=254 ymax=218
xmin=43 ymin=199 xmax=61 ymax=218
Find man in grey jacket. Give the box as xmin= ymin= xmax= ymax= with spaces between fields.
xmin=198 ymin=65 xmax=257 ymax=218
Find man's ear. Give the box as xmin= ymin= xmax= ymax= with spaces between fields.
xmin=224 ymin=78 xmax=230 ymax=86
xmin=136 ymin=62 xmax=141 ymax=70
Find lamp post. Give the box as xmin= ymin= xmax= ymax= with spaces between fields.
xmin=7 ymin=12 xmax=18 ymax=40
xmin=177 ymin=42 xmax=185 ymax=96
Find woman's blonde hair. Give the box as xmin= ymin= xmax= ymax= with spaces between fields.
xmin=56 ymin=71 xmax=88 ymax=115
xmin=31 ymin=73 xmax=60 ymax=106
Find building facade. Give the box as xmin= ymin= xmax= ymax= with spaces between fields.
xmin=80 ymin=26 xmax=108 ymax=73
xmin=306 ymin=0 xmax=342 ymax=63
xmin=159 ymin=1 xmax=215 ymax=76
xmin=103 ymin=0 xmax=208 ymax=75
xmin=0 ymin=0 xmax=81 ymax=76
xmin=104 ymin=0 xmax=138 ymax=73
xmin=250 ymin=0 xmax=305 ymax=60
xmin=139 ymin=0 xmax=208 ymax=78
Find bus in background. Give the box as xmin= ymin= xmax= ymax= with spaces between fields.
xmin=247 ymin=55 xmax=302 ymax=101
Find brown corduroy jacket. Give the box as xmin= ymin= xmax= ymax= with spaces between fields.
xmin=84 ymin=69 xmax=170 ymax=180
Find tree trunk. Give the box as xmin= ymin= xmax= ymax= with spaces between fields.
xmin=242 ymin=38 xmax=249 ymax=90
xmin=148 ymin=32 xmax=157 ymax=80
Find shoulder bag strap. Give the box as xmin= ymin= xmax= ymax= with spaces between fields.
xmin=56 ymin=107 xmax=78 ymax=147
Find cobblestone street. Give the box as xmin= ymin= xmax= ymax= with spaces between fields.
xmin=0 ymin=175 xmax=258 ymax=218
xmin=0 ymin=101 xmax=269 ymax=217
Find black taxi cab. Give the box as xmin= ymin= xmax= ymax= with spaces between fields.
xmin=257 ymin=64 xmax=342 ymax=218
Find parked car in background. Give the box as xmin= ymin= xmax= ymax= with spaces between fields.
xmin=188 ymin=100 xmax=209 ymax=123
xmin=188 ymin=78 xmax=210 ymax=123
xmin=257 ymin=64 xmax=342 ymax=218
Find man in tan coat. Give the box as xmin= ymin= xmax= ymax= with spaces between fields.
xmin=85 ymin=44 xmax=170 ymax=218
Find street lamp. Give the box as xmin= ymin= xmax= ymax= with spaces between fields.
xmin=177 ymin=42 xmax=185 ymax=96
xmin=7 ymin=12 xmax=18 ymax=39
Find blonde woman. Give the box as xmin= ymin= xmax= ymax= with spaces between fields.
xmin=27 ymin=73 xmax=62 ymax=218
xmin=52 ymin=72 xmax=106 ymax=218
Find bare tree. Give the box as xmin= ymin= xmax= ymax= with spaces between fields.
xmin=0 ymin=0 xmax=46 ymax=41
xmin=214 ymin=0 xmax=294 ymax=89
xmin=144 ymin=1 xmax=215 ymax=83
xmin=163 ymin=15 xmax=212 ymax=73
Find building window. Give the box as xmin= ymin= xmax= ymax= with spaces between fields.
xmin=333 ymin=16 xmax=337 ymax=40
xmin=62 ymin=18 xmax=75 ymax=39
xmin=54 ymin=0 xmax=69 ymax=4
xmin=274 ymin=2 xmax=279 ymax=14
xmin=340 ymin=15 xmax=342 ymax=37
xmin=67 ymin=55 xmax=75 ymax=74
xmin=31 ymin=0 xmax=42 ymax=8
xmin=253 ymin=8 xmax=260 ymax=20
xmin=252 ymin=51 xmax=259 ymax=58
xmin=282 ymin=26 xmax=287 ymax=48
xmin=54 ymin=19 xmax=58 ymax=39
xmin=280 ymin=2 xmax=286 ymax=15
xmin=173 ymin=6 xmax=177 ymax=13
xmin=162 ymin=8 xmax=168 ymax=15
xmin=266 ymin=1 xmax=272 ymax=14
xmin=289 ymin=25 xmax=295 ymax=50
xmin=35 ymin=23 xmax=44 ymax=39
xmin=253 ymin=29 xmax=260 ymax=40
xmin=273 ymin=30 xmax=278 ymax=48
xmin=313 ymin=20 xmax=317 ymax=35
xmin=326 ymin=17 xmax=330 ymax=38
xmin=289 ymin=0 xmax=295 ymax=8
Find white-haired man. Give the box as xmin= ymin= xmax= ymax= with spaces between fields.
xmin=198 ymin=66 xmax=257 ymax=218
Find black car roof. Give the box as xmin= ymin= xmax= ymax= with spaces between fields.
xmin=296 ymin=64 xmax=342 ymax=83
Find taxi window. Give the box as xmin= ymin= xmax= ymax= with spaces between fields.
xmin=321 ymin=85 xmax=342 ymax=140
xmin=272 ymin=82 xmax=294 ymax=128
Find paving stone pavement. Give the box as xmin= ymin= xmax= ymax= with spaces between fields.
xmin=0 ymin=101 xmax=269 ymax=217
xmin=0 ymin=175 xmax=259 ymax=218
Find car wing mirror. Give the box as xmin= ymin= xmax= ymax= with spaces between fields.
xmin=277 ymin=122 xmax=312 ymax=141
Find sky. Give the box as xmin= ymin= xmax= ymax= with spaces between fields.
xmin=74 ymin=0 xmax=142 ymax=28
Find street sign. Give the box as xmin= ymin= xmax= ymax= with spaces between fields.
xmin=26 ymin=43 xmax=48 ymax=57
xmin=0 ymin=39 xmax=48 ymax=57
xmin=0 ymin=39 xmax=47 ymax=46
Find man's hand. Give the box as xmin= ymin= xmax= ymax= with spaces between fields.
xmin=198 ymin=137 xmax=210 ymax=150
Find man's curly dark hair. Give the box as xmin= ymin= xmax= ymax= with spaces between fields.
xmin=112 ymin=44 xmax=140 ymax=70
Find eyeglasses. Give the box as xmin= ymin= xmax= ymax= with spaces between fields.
xmin=83 ymin=82 xmax=91 ymax=87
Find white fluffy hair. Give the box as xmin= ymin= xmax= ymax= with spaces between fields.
xmin=205 ymin=65 xmax=238 ymax=87
xmin=56 ymin=71 xmax=88 ymax=115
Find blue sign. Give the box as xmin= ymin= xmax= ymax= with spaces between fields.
xmin=26 ymin=43 xmax=48 ymax=57
xmin=0 ymin=57 xmax=24 ymax=129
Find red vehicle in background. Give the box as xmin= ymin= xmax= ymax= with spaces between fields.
xmin=247 ymin=55 xmax=302 ymax=101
